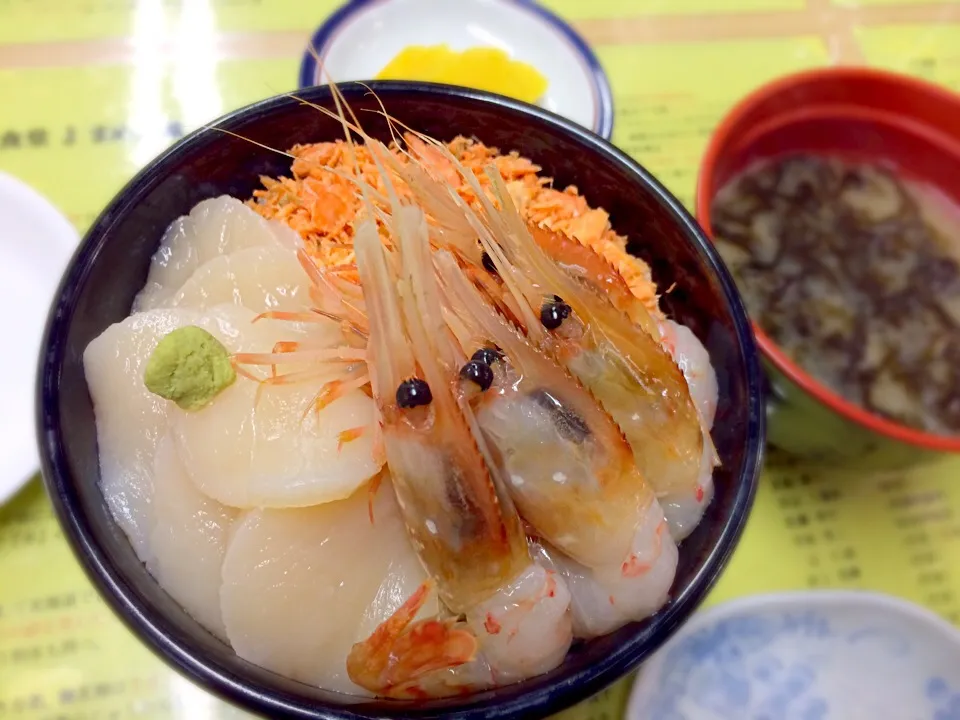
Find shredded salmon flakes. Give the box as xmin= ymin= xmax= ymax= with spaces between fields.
xmin=248 ymin=134 xmax=660 ymax=312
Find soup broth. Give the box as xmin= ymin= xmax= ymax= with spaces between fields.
xmin=712 ymin=154 xmax=960 ymax=436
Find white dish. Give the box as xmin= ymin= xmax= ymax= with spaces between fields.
xmin=299 ymin=0 xmax=614 ymax=138
xmin=0 ymin=172 xmax=79 ymax=505
xmin=627 ymin=590 xmax=960 ymax=720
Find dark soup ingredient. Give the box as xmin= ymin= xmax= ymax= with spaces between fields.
xmin=712 ymin=154 xmax=960 ymax=436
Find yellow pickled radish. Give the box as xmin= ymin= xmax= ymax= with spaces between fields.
xmin=376 ymin=44 xmax=548 ymax=104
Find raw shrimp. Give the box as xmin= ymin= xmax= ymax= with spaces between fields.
xmin=399 ymin=142 xmax=712 ymax=540
xmin=436 ymin=250 xmax=649 ymax=565
xmin=435 ymin=250 xmax=677 ymax=637
xmin=529 ymin=502 xmax=678 ymax=638
xmin=348 ymin=202 xmax=571 ymax=697
xmin=660 ymin=319 xmax=719 ymax=430
xmin=658 ymin=318 xmax=721 ymax=533
xmin=511 ymin=221 xmax=711 ymax=541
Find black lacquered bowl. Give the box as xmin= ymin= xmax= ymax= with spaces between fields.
xmin=37 ymin=82 xmax=765 ymax=720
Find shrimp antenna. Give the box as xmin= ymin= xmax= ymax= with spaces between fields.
xmin=358 ymin=117 xmax=494 ymax=263
xmin=360 ymin=108 xmax=443 ymax=168
xmin=357 ymin=82 xmax=402 ymax=148
xmin=202 ymin=126 xmax=296 ymax=159
xmin=312 ymin=308 xmax=369 ymax=339
xmin=287 ymin=94 xmax=365 ymax=136
xmin=303 ymin=41 xmax=373 ymax=219
xmin=304 ymin=41 xmax=366 ymax=135
xmin=415 ymin=143 xmax=544 ymax=338
xmin=358 ymin=110 xmax=433 ymax=179
xmin=363 ymin=110 xmax=445 ymax=155
xmin=304 ymin=44 xmax=409 ymax=248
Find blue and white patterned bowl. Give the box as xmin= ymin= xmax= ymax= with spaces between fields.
xmin=628 ymin=591 xmax=960 ymax=720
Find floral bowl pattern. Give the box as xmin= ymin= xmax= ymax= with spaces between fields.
xmin=628 ymin=591 xmax=960 ymax=720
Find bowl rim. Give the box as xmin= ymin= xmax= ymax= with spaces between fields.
xmin=38 ymin=80 xmax=764 ymax=719
xmin=626 ymin=589 xmax=960 ymax=718
xmin=296 ymin=0 xmax=616 ymax=140
xmin=696 ymin=65 xmax=960 ymax=454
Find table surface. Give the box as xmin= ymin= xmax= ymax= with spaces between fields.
xmin=2 ymin=1 xmax=960 ymax=718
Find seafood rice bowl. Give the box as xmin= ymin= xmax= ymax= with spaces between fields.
xmin=38 ymin=82 xmax=764 ymax=719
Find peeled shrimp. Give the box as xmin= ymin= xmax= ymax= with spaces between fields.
xmin=436 ymin=250 xmax=676 ymax=636
xmin=148 ymin=432 xmax=237 ymax=640
xmin=437 ymin=251 xmax=651 ymax=563
xmin=135 ymin=196 xmax=300 ymax=311
xmin=220 ymin=481 xmax=433 ymax=695
xmin=349 ymin=206 xmax=572 ymax=697
xmin=658 ymin=319 xmax=720 ymax=534
xmin=530 ymin=501 xmax=678 ymax=638
xmin=661 ymin=319 xmax=719 ymax=430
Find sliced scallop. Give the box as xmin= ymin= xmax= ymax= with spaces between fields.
xmin=83 ymin=304 xmax=302 ymax=562
xmin=220 ymin=482 xmax=434 ymax=695
xmin=174 ymin=373 xmax=380 ymax=509
xmin=148 ymin=432 xmax=237 ymax=640
xmin=84 ymin=308 xmax=197 ymax=563
xmin=135 ymin=196 xmax=301 ymax=311
xmin=169 ymin=244 xmax=315 ymax=316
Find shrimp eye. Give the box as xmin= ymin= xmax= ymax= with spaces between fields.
xmin=470 ymin=347 xmax=503 ymax=366
xmin=460 ymin=360 xmax=494 ymax=391
xmin=396 ymin=378 xmax=432 ymax=409
xmin=481 ymin=251 xmax=498 ymax=276
xmin=540 ymin=297 xmax=572 ymax=330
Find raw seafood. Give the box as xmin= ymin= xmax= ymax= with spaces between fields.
xmin=174 ymin=372 xmax=380 ymax=508
xmin=169 ymin=244 xmax=314 ymax=314
xmin=436 ymin=250 xmax=678 ymax=636
xmin=149 ymin=433 xmax=237 ymax=639
xmin=381 ymin=142 xmax=713 ymax=540
xmin=84 ymin=104 xmax=721 ymax=699
xmin=136 ymin=195 xmax=301 ymax=311
xmin=348 ymin=206 xmax=573 ymax=697
xmin=220 ymin=482 xmax=432 ymax=695
xmin=84 ymin=304 xmax=257 ymax=563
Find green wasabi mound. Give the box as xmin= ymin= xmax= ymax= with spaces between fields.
xmin=144 ymin=325 xmax=236 ymax=411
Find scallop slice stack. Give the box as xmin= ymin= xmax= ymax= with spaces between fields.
xmin=83 ymin=196 xmax=430 ymax=694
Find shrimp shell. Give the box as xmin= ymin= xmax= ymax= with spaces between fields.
xmin=354 ymin=212 xmax=529 ymax=613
